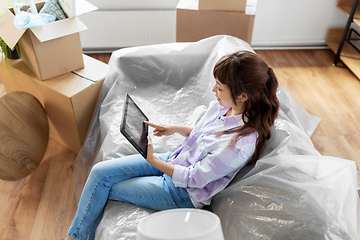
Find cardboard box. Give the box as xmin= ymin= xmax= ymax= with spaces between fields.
xmin=0 ymin=55 xmax=110 ymax=153
xmin=176 ymin=0 xmax=255 ymax=44
xmin=199 ymin=0 xmax=246 ymax=12
xmin=0 ymin=0 xmax=98 ymax=81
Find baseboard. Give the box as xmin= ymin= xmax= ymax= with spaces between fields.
xmin=252 ymin=45 xmax=329 ymax=50
xmin=251 ymin=39 xmax=328 ymax=50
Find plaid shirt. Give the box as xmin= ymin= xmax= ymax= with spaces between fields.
xmin=169 ymin=100 xmax=257 ymax=207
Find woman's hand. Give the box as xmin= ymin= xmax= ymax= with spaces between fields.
xmin=144 ymin=121 xmax=177 ymax=137
xmin=146 ymin=135 xmax=174 ymax=177
xmin=144 ymin=121 xmax=193 ymax=137
xmin=145 ymin=135 xmax=156 ymax=165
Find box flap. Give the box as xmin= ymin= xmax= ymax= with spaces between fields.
xmin=198 ymin=0 xmax=246 ymax=12
xmin=73 ymin=55 xmax=110 ymax=82
xmin=57 ymin=0 xmax=97 ymax=18
xmin=177 ymin=0 xmax=198 ymax=10
xmin=76 ymin=0 xmax=98 ymax=17
xmin=30 ymin=17 xmax=87 ymax=42
xmin=0 ymin=10 xmax=26 ymax=49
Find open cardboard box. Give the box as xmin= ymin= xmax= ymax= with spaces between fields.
xmin=176 ymin=0 xmax=254 ymax=44
xmin=198 ymin=0 xmax=246 ymax=12
xmin=0 ymin=0 xmax=98 ymax=81
xmin=0 ymin=55 xmax=110 ymax=153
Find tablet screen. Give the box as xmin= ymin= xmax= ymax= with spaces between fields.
xmin=120 ymin=94 xmax=149 ymax=158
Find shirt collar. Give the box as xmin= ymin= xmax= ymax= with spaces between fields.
xmin=217 ymin=103 xmax=245 ymax=130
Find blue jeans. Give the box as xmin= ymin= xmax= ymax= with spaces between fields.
xmin=67 ymin=152 xmax=194 ymax=240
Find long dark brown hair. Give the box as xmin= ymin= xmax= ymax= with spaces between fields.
xmin=213 ymin=51 xmax=279 ymax=164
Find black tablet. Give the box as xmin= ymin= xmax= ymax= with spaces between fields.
xmin=120 ymin=94 xmax=149 ymax=158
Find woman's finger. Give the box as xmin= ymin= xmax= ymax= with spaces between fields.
xmin=147 ymin=135 xmax=153 ymax=155
xmin=153 ymin=130 xmax=164 ymax=137
xmin=144 ymin=121 xmax=164 ymax=130
xmin=147 ymin=135 xmax=152 ymax=145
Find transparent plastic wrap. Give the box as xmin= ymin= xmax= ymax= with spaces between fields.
xmin=74 ymin=35 xmax=256 ymax=198
xmin=212 ymin=155 xmax=360 ymax=240
xmin=95 ymin=201 xmax=156 ymax=240
xmin=71 ymin=35 xmax=359 ymax=239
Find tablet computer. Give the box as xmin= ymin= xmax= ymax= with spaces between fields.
xmin=120 ymin=94 xmax=149 ymax=158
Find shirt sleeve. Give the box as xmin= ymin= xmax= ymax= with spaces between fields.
xmin=172 ymin=133 xmax=257 ymax=189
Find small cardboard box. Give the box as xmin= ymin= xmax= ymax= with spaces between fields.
xmin=0 ymin=0 xmax=98 ymax=81
xmin=199 ymin=0 xmax=246 ymax=12
xmin=0 ymin=55 xmax=110 ymax=153
xmin=176 ymin=0 xmax=255 ymax=44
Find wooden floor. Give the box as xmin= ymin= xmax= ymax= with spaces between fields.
xmin=0 ymin=50 xmax=359 ymax=239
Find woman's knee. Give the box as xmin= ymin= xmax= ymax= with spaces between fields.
xmin=88 ymin=161 xmax=111 ymax=180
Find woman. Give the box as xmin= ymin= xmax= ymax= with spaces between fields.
xmin=65 ymin=51 xmax=279 ymax=240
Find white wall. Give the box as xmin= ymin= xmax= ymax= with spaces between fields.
xmin=0 ymin=0 xmax=43 ymax=10
xmin=252 ymin=0 xmax=348 ymax=47
xmin=0 ymin=0 xmax=11 ymax=10
xmin=1 ymin=0 xmax=350 ymax=48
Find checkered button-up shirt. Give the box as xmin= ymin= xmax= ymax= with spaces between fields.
xmin=169 ymin=100 xmax=258 ymax=207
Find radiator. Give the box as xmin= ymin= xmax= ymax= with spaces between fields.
xmin=78 ymin=11 xmax=176 ymax=52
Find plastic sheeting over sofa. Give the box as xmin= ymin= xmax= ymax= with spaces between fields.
xmin=72 ymin=35 xmax=359 ymax=240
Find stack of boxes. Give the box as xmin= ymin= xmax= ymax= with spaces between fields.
xmin=0 ymin=0 xmax=110 ymax=153
xmin=176 ymin=0 xmax=255 ymax=44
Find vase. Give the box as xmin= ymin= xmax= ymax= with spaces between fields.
xmin=6 ymin=47 xmax=20 ymax=59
